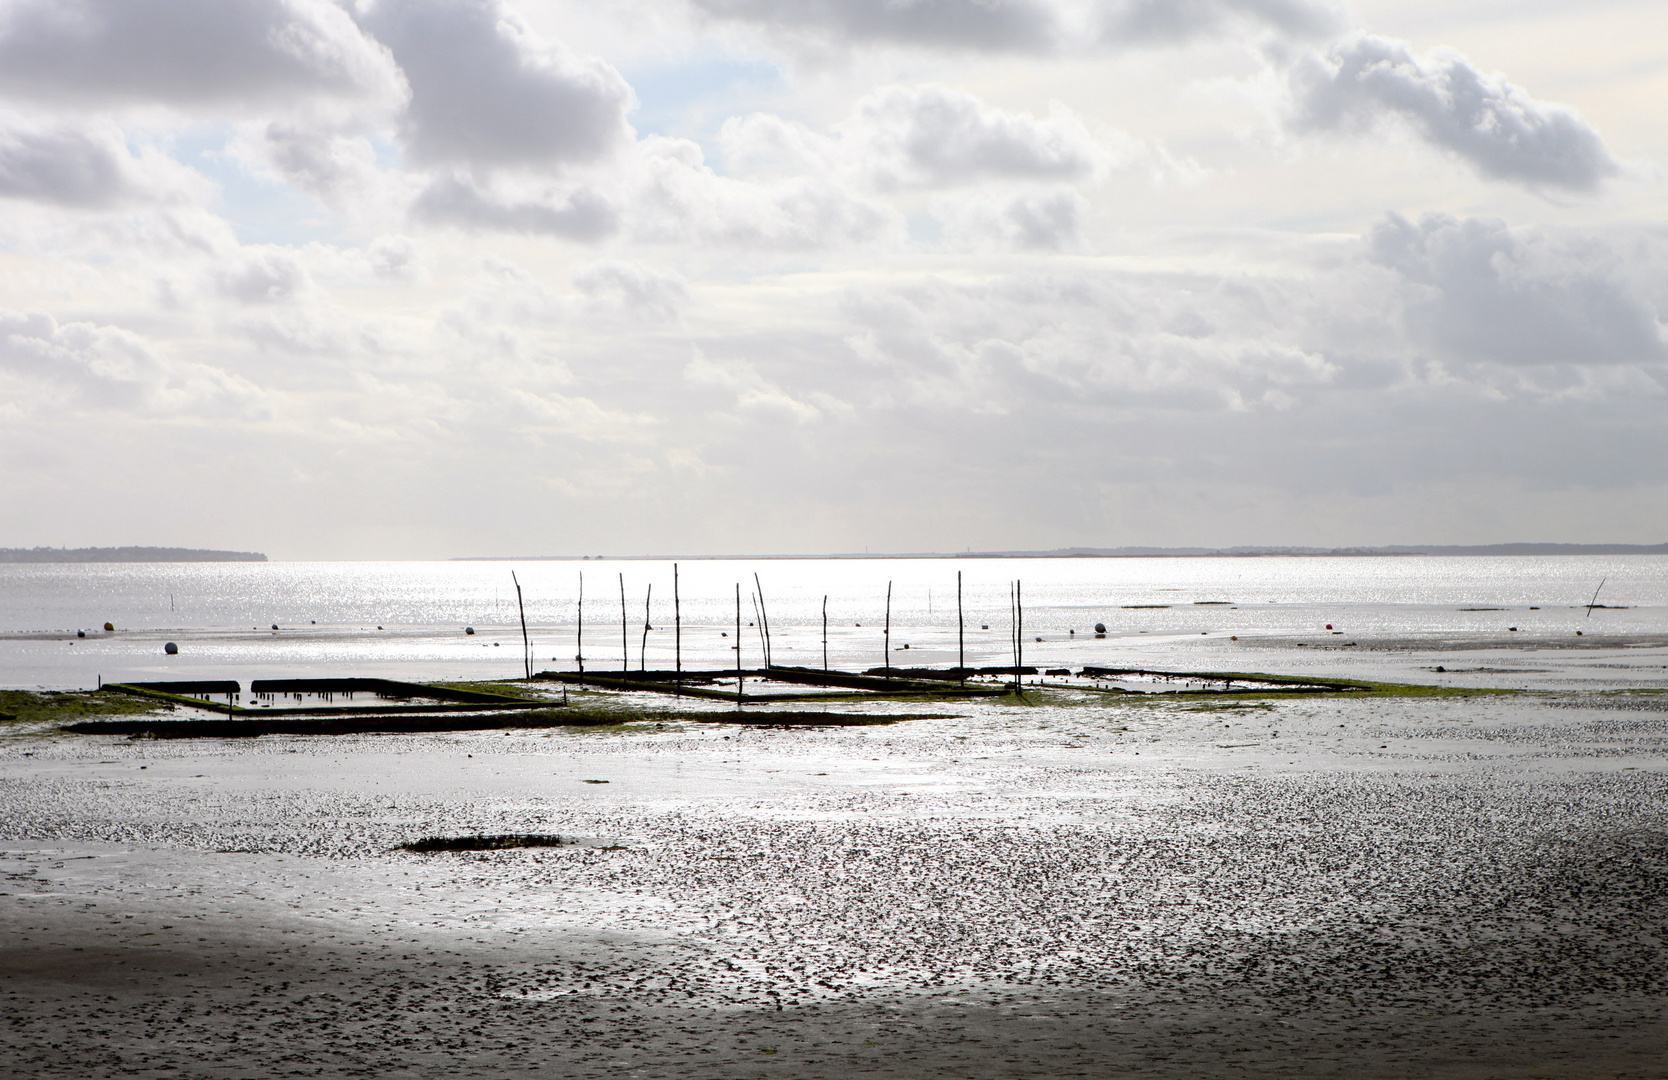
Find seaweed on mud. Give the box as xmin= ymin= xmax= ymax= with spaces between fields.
xmin=0 ymin=689 xmax=165 ymax=727
xmin=398 ymin=834 xmax=586 ymax=853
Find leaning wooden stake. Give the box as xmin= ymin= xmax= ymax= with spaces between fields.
xmin=883 ymin=580 xmax=893 ymax=679
xmin=751 ymin=591 xmax=768 ymax=667
xmin=511 ymin=571 xmax=531 ymax=680
xmin=821 ymin=594 xmax=829 ymax=671
xmin=754 ymin=572 xmax=773 ymax=668
xmin=734 ymin=582 xmax=743 ymax=707
xmin=1587 ymin=576 xmax=1607 ymax=618
xmin=576 ymin=572 xmax=584 ymax=678
xmin=640 ymin=583 xmax=652 ymax=671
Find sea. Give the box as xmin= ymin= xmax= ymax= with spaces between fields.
xmin=3 ymin=556 xmax=1666 ymax=691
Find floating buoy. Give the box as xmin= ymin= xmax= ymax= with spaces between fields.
xmin=271 ymin=624 xmax=279 ymax=631
xmin=164 ymin=642 xmax=178 ymax=655
xmin=1094 ymin=623 xmax=1106 ymax=634
xmin=104 ymin=622 xmax=114 ymax=632
xmin=981 ymin=624 xmax=990 ymax=630
xmin=1325 ymin=624 xmax=1332 ymax=630
xmin=465 ymin=627 xmax=475 ymax=635
xmin=76 ymin=630 xmax=85 ymax=638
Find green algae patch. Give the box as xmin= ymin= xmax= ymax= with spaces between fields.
xmin=0 ymin=689 xmax=167 ymax=728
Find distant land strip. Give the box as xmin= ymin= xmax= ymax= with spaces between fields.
xmin=457 ymin=543 xmax=1668 ymax=561
xmin=0 ymin=546 xmax=267 ymax=563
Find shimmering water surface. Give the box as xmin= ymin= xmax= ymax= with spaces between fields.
xmin=3 ymin=556 xmax=1666 ymax=689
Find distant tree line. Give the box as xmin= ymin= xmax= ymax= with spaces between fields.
xmin=0 ymin=547 xmax=268 ymax=563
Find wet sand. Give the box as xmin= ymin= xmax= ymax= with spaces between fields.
xmin=4 ymin=681 xmax=1668 ymax=1077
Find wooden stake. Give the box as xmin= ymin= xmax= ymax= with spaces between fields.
xmin=640 ymin=583 xmax=652 ymax=672
xmin=673 ymin=563 xmax=682 ymax=695
xmin=735 ymin=582 xmax=743 ymax=706
xmin=1016 ymin=578 xmax=1024 ymax=686
xmin=1587 ymin=576 xmax=1607 ymax=618
xmin=957 ymin=570 xmax=964 ymax=684
xmin=883 ymin=580 xmax=892 ymax=679
xmin=619 ymin=572 xmax=628 ymax=675
xmin=511 ymin=571 xmax=531 ymax=680
xmin=754 ymin=572 xmax=773 ymax=669
xmin=822 ymin=594 xmax=829 ymax=671
xmin=576 ymin=572 xmax=584 ymax=678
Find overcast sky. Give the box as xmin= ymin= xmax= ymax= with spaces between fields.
xmin=0 ymin=0 xmax=1664 ymax=559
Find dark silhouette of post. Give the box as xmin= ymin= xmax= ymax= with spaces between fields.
xmin=576 ymin=572 xmax=584 ymax=679
xmin=883 ymin=580 xmax=892 ymax=679
xmin=673 ymin=563 xmax=682 ymax=695
xmin=619 ymin=573 xmax=628 ymax=675
xmin=1007 ymin=577 xmax=1020 ymax=687
xmin=754 ymin=572 xmax=773 ymax=668
xmin=822 ymin=594 xmax=828 ymax=671
xmin=957 ymin=570 xmax=964 ymax=684
xmin=511 ymin=571 xmax=531 ymax=680
xmin=640 ymin=583 xmax=652 ymax=671
xmin=735 ymin=583 xmax=743 ymax=707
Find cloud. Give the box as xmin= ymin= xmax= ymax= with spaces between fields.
xmin=1289 ymin=34 xmax=1622 ymax=192
xmin=0 ymin=0 xmax=399 ymax=110
xmin=355 ymin=0 xmax=634 ymax=170
xmin=0 ymin=308 xmax=264 ymax=415
xmin=689 ymin=0 xmax=1063 ymax=54
xmin=232 ymin=122 xmax=390 ymax=210
xmin=630 ymin=136 xmax=897 ymax=249
xmin=1367 ymin=212 xmax=1667 ymax=367
xmin=0 ymin=119 xmax=209 ymax=208
xmin=690 ymin=0 xmax=1337 ymax=52
xmin=1099 ymin=0 xmax=1340 ymax=45
xmin=411 ymin=174 xmax=619 ymax=240
xmin=574 ymin=261 xmax=690 ymax=322
xmin=214 ymin=246 xmax=315 ymax=304
xmin=840 ymin=84 xmax=1104 ymax=189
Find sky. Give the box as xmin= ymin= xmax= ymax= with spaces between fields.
xmin=0 ymin=0 xmax=1665 ymax=559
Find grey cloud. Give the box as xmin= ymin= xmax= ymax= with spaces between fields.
xmin=0 ymin=0 xmax=398 ymax=109
xmin=249 ymin=123 xmax=382 ymax=206
xmin=847 ymin=84 xmax=1100 ymax=188
xmin=1290 ymin=34 xmax=1621 ymax=192
xmin=1002 ymin=190 xmax=1081 ymax=250
xmin=216 ymin=248 xmax=314 ymax=304
xmin=1100 ymin=0 xmax=1340 ymax=44
xmin=1368 ymin=212 xmax=1666 ymax=367
xmin=691 ymin=0 xmax=1335 ymax=52
xmin=412 ymin=175 xmax=619 ymax=240
xmin=574 ymin=261 xmax=690 ymax=322
xmin=0 ymin=121 xmax=203 ymax=208
xmin=356 ymin=0 xmax=633 ymax=169
xmin=689 ymin=0 xmax=1061 ymax=53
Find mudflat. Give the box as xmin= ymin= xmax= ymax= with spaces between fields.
xmin=3 ymin=685 xmax=1667 ymax=1078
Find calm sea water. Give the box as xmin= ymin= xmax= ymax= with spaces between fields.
xmin=3 ymin=556 xmax=1666 ymax=689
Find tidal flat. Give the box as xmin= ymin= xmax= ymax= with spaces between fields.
xmin=3 ymin=680 xmax=1667 ymax=1078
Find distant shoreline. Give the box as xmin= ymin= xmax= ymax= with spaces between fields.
xmin=0 ymin=547 xmax=267 ymax=563
xmin=456 ymin=543 xmax=1668 ymax=561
